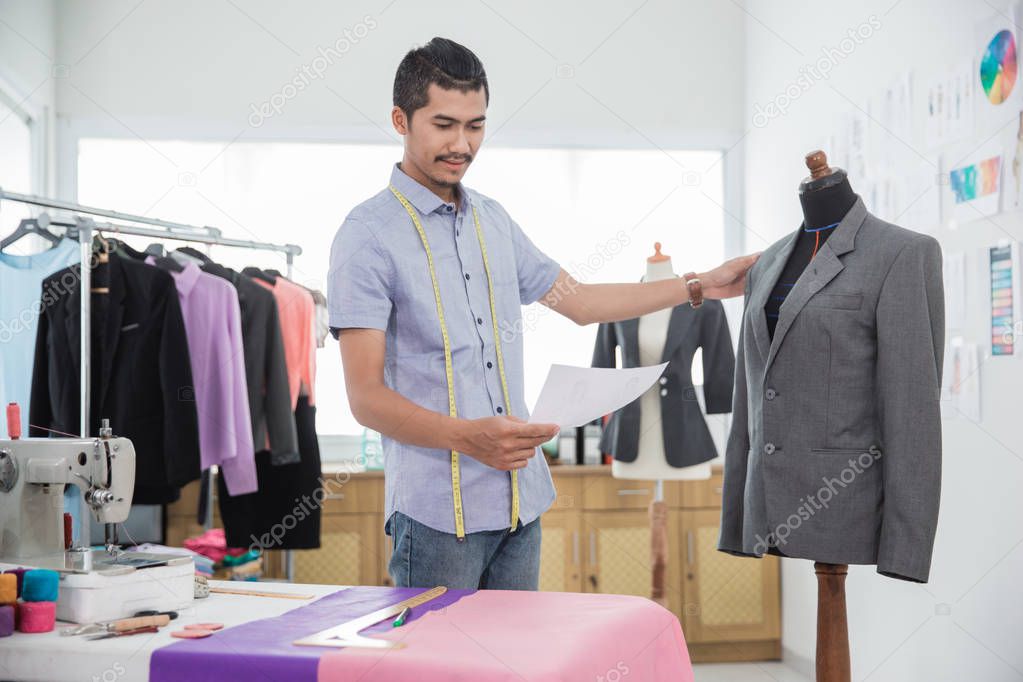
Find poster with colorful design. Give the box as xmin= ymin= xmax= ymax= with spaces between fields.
xmin=949 ymin=153 xmax=1002 ymax=221
xmin=989 ymin=243 xmax=1020 ymax=356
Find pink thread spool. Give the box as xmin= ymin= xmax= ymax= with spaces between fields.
xmin=6 ymin=403 xmax=20 ymax=439
xmin=16 ymin=601 xmax=56 ymax=633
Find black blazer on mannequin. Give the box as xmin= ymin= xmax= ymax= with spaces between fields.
xmin=29 ymin=257 xmax=201 ymax=503
xmin=592 ymin=299 xmax=735 ymax=468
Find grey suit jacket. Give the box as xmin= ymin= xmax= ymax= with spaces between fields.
xmin=718 ymin=197 xmax=944 ymax=583
xmin=592 ymin=300 xmax=734 ymax=468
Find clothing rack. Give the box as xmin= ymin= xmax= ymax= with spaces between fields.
xmin=0 ymin=188 xmax=303 ymax=579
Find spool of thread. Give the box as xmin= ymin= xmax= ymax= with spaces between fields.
xmin=21 ymin=569 xmax=59 ymax=602
xmin=17 ymin=601 xmax=56 ymax=633
xmin=5 ymin=403 xmax=20 ymax=439
xmin=0 ymin=605 xmax=14 ymax=637
xmin=0 ymin=574 xmax=16 ymax=605
xmin=2 ymin=569 xmax=28 ymax=598
xmin=64 ymin=513 xmax=73 ymax=550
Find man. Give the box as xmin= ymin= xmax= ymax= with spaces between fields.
xmin=329 ymin=37 xmax=756 ymax=590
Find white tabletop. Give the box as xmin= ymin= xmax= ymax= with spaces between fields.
xmin=0 ymin=581 xmax=343 ymax=682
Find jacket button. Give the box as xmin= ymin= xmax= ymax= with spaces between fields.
xmin=659 ymin=377 xmax=668 ymax=385
xmin=765 ymin=388 xmax=777 ymax=400
xmin=659 ymin=388 xmax=668 ymax=397
xmin=764 ymin=443 xmax=776 ymax=455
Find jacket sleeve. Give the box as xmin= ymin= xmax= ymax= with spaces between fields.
xmin=28 ymin=275 xmax=57 ymax=436
xmin=158 ymin=279 xmax=202 ymax=488
xmin=875 ymin=236 xmax=944 ymax=583
xmin=718 ymin=280 xmax=755 ymax=557
xmin=591 ymin=322 xmax=618 ymax=369
xmin=266 ymin=296 xmax=299 ymax=465
xmin=700 ymin=301 xmax=735 ymax=414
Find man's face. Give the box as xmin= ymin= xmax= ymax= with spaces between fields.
xmin=393 ymin=83 xmax=487 ymax=189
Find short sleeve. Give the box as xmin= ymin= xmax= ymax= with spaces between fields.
xmin=328 ymin=217 xmax=393 ymax=331
xmin=508 ymin=214 xmax=560 ymax=305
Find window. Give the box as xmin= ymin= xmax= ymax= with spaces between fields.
xmin=78 ymin=140 xmax=724 ymax=435
xmin=0 ymin=97 xmax=34 ymax=238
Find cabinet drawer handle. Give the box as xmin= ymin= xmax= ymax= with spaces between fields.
xmin=323 ymin=493 xmax=345 ymax=500
xmin=589 ymin=531 xmax=597 ymax=566
xmin=616 ymin=489 xmax=650 ymax=496
xmin=572 ymin=531 xmax=579 ymax=566
xmin=686 ymin=530 xmax=694 ymax=566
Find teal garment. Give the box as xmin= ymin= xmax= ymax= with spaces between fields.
xmin=0 ymin=238 xmax=79 ymax=437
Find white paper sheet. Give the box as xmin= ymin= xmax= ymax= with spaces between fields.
xmin=527 ymin=363 xmax=668 ymax=428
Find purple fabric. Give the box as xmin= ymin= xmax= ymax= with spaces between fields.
xmin=149 ymin=586 xmax=473 ymax=682
xmin=0 ymin=604 xmax=13 ymax=637
xmin=147 ymin=258 xmax=256 ymax=495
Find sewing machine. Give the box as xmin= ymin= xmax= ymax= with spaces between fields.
xmin=0 ymin=420 xmax=195 ymax=623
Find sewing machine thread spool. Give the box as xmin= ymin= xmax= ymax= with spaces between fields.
xmin=5 ymin=402 xmax=20 ymax=439
xmin=0 ymin=574 xmax=16 ymax=605
xmin=21 ymin=569 xmax=59 ymax=602
xmin=0 ymin=605 xmax=13 ymax=637
xmin=17 ymin=601 xmax=56 ymax=633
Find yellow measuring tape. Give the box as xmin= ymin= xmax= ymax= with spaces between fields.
xmin=389 ymin=185 xmax=519 ymax=541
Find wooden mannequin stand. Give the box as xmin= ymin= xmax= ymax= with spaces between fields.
xmin=799 ymin=151 xmax=856 ymax=682
xmin=815 ymin=562 xmax=851 ymax=682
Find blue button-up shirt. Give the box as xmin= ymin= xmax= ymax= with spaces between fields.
xmin=328 ymin=164 xmax=561 ymax=535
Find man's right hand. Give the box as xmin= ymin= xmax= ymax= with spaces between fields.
xmin=454 ymin=416 xmax=560 ymax=471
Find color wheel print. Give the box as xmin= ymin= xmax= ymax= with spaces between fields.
xmin=980 ymin=29 xmax=1018 ymax=104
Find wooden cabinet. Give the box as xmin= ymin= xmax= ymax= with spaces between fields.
xmin=579 ymin=509 xmax=682 ymax=617
xmin=538 ymin=511 xmax=582 ymax=592
xmin=679 ymin=510 xmax=780 ymax=642
xmin=165 ymin=464 xmax=780 ymax=662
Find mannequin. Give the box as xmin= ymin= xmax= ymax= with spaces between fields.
xmin=719 ymin=150 xmax=944 ymax=682
xmin=613 ymin=243 xmax=712 ymax=481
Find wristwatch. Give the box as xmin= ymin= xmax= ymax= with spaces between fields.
xmin=683 ymin=272 xmax=703 ymax=309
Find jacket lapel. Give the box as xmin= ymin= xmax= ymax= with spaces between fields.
xmin=660 ymin=305 xmax=693 ymax=362
xmin=619 ymin=318 xmax=640 ymax=366
xmin=748 ymin=231 xmax=798 ymax=362
xmin=764 ymin=197 xmax=868 ymax=373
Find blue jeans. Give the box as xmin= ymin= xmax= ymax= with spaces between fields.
xmin=385 ymin=511 xmax=541 ymax=590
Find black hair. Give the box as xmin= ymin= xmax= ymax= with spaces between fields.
xmin=393 ymin=37 xmax=489 ymax=119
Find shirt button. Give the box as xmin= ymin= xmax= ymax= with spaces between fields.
xmin=487 ymin=361 xmax=493 ymax=369
xmin=765 ymin=388 xmax=777 ymax=400
xmin=465 ymin=273 xmax=471 ymax=281
xmin=660 ymin=388 xmax=668 ymax=397
xmin=496 ymin=406 xmax=503 ymax=414
xmin=764 ymin=443 xmax=776 ymax=455
xmin=477 ymin=317 xmax=483 ymax=325
xmin=659 ymin=377 xmax=668 ymax=386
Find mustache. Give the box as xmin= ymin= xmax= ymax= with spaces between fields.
xmin=436 ymin=155 xmax=472 ymax=163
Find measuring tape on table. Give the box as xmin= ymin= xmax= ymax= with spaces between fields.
xmin=389 ymin=185 xmax=519 ymax=541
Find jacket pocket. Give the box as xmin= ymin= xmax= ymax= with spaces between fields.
xmin=811 ymin=446 xmax=881 ymax=457
xmin=806 ymin=293 xmax=863 ymax=310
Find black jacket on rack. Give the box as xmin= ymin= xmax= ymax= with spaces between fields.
xmin=176 ymin=249 xmax=299 ymax=465
xmin=29 ymin=256 xmax=201 ymax=503
xmin=591 ymin=299 xmax=735 ymax=468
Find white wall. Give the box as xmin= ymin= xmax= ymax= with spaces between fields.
xmin=0 ymin=0 xmax=56 ymax=193
xmin=741 ymin=1 xmax=1023 ymax=680
xmin=49 ymin=0 xmax=746 ymax=191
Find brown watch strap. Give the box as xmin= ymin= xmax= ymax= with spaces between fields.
xmin=683 ymin=272 xmax=703 ymax=308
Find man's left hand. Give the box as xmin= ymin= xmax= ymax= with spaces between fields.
xmin=699 ymin=253 xmax=761 ymax=299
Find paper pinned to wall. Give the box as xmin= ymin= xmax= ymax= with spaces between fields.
xmin=528 ymin=363 xmax=668 ymax=428
xmin=941 ymin=338 xmax=981 ymax=422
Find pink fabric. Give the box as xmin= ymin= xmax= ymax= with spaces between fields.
xmin=253 ymin=276 xmax=316 ymax=408
xmin=317 ymin=590 xmax=692 ymax=682
xmin=182 ymin=528 xmax=246 ymax=564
